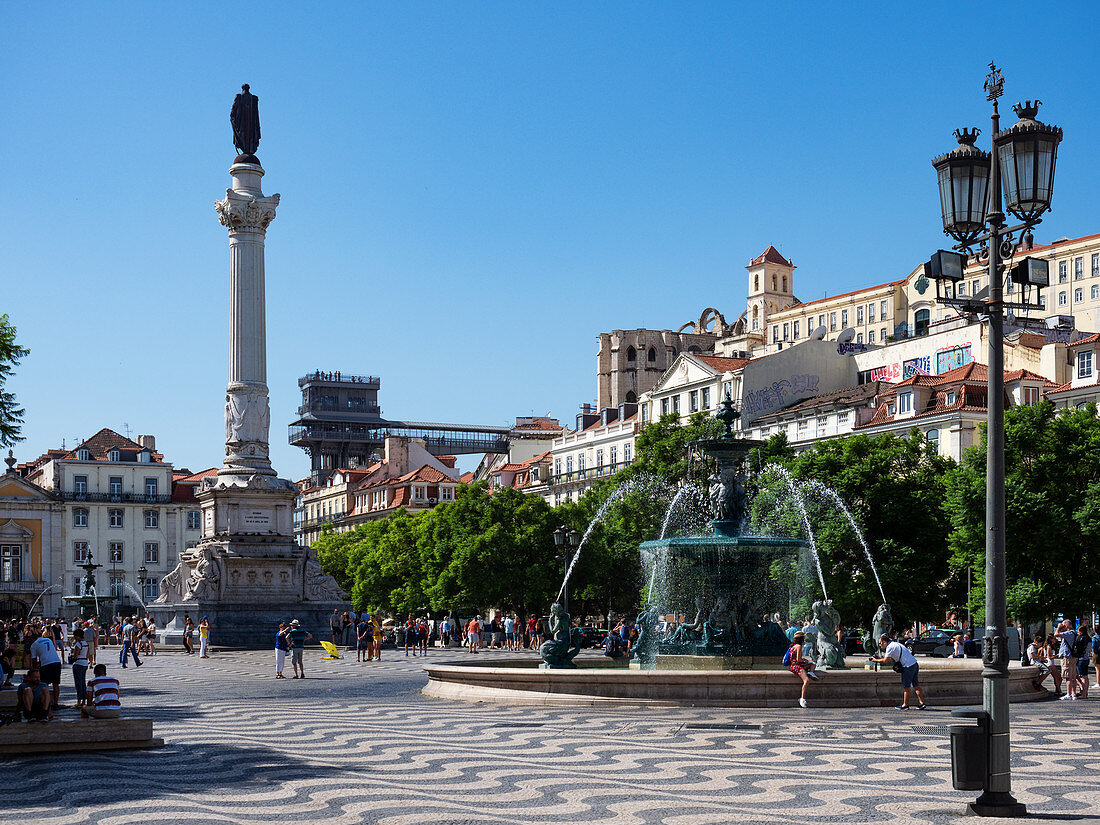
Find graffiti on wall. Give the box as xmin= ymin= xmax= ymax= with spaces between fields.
xmin=936 ymin=344 xmax=972 ymax=374
xmin=870 ymin=362 xmax=902 ymax=382
xmin=743 ymin=374 xmax=820 ymax=416
xmin=903 ymin=355 xmax=932 ymax=378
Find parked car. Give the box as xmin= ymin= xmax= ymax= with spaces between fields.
xmin=843 ymin=629 xmax=868 ymax=656
xmin=904 ymin=628 xmax=956 ymax=657
xmin=576 ymin=626 xmax=609 ymax=648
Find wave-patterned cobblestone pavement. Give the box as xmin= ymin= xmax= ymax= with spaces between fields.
xmin=3 ymin=649 xmax=1098 ymax=824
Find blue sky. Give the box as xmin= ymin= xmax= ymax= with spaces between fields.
xmin=4 ymin=3 xmax=1099 ymax=478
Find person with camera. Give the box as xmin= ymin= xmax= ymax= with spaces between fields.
xmin=871 ymin=633 xmax=927 ymax=710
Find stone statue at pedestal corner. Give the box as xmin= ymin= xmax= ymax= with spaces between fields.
xmin=155 ymin=561 xmax=187 ymax=604
xmin=813 ymin=598 xmax=847 ymax=670
xmin=303 ymin=551 xmax=345 ymax=601
xmin=631 ymin=604 xmax=660 ymax=666
xmin=230 ymin=83 xmax=261 ymax=159
xmin=539 ymin=602 xmax=582 ymax=668
xmin=864 ymin=603 xmax=893 ymax=656
xmin=184 ymin=547 xmax=223 ymax=602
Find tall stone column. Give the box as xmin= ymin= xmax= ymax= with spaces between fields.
xmin=214 ymin=162 xmax=280 ymax=481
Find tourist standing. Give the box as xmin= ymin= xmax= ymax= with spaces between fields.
xmin=404 ymin=615 xmax=419 ymax=657
xmin=288 ymin=619 xmax=311 ymax=678
xmin=871 ymin=634 xmax=926 ymax=710
xmin=504 ymin=614 xmax=515 ymax=651
xmin=274 ymin=622 xmax=290 ymax=678
xmin=418 ymin=617 xmax=430 ymax=655
xmin=1073 ymin=626 xmax=1091 ymax=699
xmin=198 ymin=617 xmax=211 ymax=658
xmin=1054 ymin=621 xmax=1079 ymax=700
xmin=440 ymin=615 xmax=452 ymax=647
xmin=356 ymin=614 xmax=371 ymax=662
xmin=30 ymin=627 xmax=63 ymax=710
xmin=183 ymin=615 xmax=195 ymax=655
xmin=119 ymin=617 xmax=142 ymax=669
xmin=329 ymin=609 xmax=342 ymax=646
xmin=371 ymin=614 xmax=383 ymax=661
xmin=465 ymin=616 xmax=480 ymax=653
xmin=342 ymin=611 xmax=353 ymax=649
xmin=146 ymin=618 xmax=157 ymax=656
xmin=69 ymin=628 xmax=90 ymax=709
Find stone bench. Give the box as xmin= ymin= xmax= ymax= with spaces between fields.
xmin=0 ymin=717 xmax=162 ymax=754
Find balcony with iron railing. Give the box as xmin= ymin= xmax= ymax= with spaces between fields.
xmin=0 ymin=580 xmax=47 ymax=593
xmin=297 ymin=402 xmax=382 ymax=417
xmin=60 ymin=491 xmax=173 ymax=504
xmin=299 ymin=372 xmax=380 ymax=387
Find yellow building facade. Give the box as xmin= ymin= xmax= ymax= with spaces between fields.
xmin=0 ymin=456 xmax=62 ymax=617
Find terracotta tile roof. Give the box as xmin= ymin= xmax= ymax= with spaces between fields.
xmin=694 ymin=354 xmax=751 ymax=373
xmin=1003 ymin=369 xmax=1057 ymax=384
xmin=459 ymin=472 xmax=475 ymax=484
xmin=397 ymin=465 xmax=453 ymax=484
xmin=511 ymin=417 xmax=564 ymax=432
xmin=762 ymin=382 xmax=884 ymax=418
xmin=61 ymin=428 xmax=165 ymax=463
xmin=1066 ymin=333 xmax=1100 ymax=349
xmin=787 ymin=279 xmax=908 ymax=313
xmin=1045 ymin=378 xmax=1100 ymax=396
xmin=176 ymin=468 xmax=218 ymax=483
xmin=1016 ymin=231 xmax=1100 ymax=258
xmin=747 ymin=245 xmax=793 ymax=268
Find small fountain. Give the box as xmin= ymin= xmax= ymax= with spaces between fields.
xmin=61 ymin=554 xmax=118 ymax=624
xmin=637 ymin=393 xmax=809 ymax=668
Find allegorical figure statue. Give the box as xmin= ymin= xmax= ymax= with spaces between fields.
xmin=709 ymin=473 xmax=730 ymax=521
xmin=813 ymin=599 xmax=847 ymax=670
xmin=631 ymin=605 xmax=660 ymax=666
xmin=539 ymin=602 xmax=582 ymax=668
xmin=155 ymin=562 xmax=187 ymax=604
xmin=864 ymin=603 xmax=893 ymax=656
xmin=230 ymin=83 xmax=261 ymax=158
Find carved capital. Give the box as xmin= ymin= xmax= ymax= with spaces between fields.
xmin=215 ymin=190 xmax=280 ymax=232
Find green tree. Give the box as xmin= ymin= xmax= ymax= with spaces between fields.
xmin=0 ymin=314 xmax=29 ymax=447
xmin=752 ymin=430 xmax=956 ymax=628
xmin=945 ymin=401 xmax=1100 ymax=621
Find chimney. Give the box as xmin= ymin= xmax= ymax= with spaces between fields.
xmin=137 ymin=435 xmax=155 ymax=450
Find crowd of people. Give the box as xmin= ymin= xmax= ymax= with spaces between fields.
xmin=0 ymin=615 xmax=125 ymax=723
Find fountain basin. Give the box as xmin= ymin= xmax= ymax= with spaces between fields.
xmin=422 ymin=657 xmax=1048 ymax=707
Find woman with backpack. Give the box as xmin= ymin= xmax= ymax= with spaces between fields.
xmin=785 ymin=631 xmax=818 ymax=708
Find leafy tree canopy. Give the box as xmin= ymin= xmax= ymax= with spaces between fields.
xmin=945 ymin=401 xmax=1100 ymax=621
xmin=0 ymin=314 xmax=29 ymax=447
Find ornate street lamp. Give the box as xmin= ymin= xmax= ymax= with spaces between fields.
xmin=995 ymin=101 xmax=1062 ymax=223
xmin=932 ymin=129 xmax=991 ymax=244
xmin=928 ymin=62 xmax=1061 ymax=819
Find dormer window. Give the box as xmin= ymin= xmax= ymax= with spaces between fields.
xmin=898 ymin=392 xmax=912 ymax=414
xmin=946 ymin=391 xmax=956 ymax=405
xmin=77 ymin=448 xmax=90 ymax=461
xmin=138 ymin=450 xmax=151 ymax=463
xmin=1078 ymin=350 xmax=1093 ymax=379
xmin=108 ymin=449 xmax=120 ymax=462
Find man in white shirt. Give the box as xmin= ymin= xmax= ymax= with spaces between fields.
xmin=871 ymin=634 xmax=927 ymax=710
xmin=29 ymin=628 xmax=63 ymax=711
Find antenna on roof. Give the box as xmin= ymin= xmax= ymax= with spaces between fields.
xmin=123 ymin=422 xmax=132 ymax=440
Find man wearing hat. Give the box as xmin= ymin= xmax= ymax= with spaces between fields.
xmin=288 ymin=619 xmax=312 ymax=679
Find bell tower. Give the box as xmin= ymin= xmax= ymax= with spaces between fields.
xmin=746 ymin=245 xmax=796 ymax=345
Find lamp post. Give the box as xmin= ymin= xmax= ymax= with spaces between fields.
xmin=138 ymin=565 xmax=147 ymax=614
xmin=928 ymin=62 xmax=1061 ymax=819
xmin=552 ymin=527 xmax=582 ymax=614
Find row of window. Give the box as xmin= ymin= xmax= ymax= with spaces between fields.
xmin=1056 ymin=254 xmax=1100 ymax=283
xmin=1057 ymin=285 xmax=1100 ymax=307
xmin=625 ymin=346 xmax=659 ymax=363
xmin=554 ymin=444 xmax=632 ymax=478
xmin=71 ymin=508 xmax=198 ymax=529
xmin=773 ymin=301 xmax=891 ymax=344
xmin=74 ymin=448 xmax=153 ymax=463
xmin=72 ymin=540 xmax=159 ymax=564
xmin=71 ymin=475 xmax=162 ymax=496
